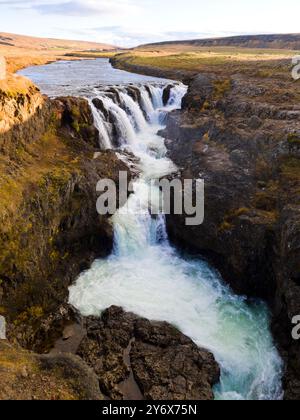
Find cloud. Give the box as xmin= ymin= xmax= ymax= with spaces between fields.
xmin=87 ymin=26 xmax=221 ymax=47
xmin=0 ymin=0 xmax=138 ymax=17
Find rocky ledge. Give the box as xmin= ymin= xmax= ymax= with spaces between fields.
xmin=161 ymin=73 xmax=300 ymax=399
xmin=0 ymin=87 xmax=131 ymax=345
xmin=78 ymin=306 xmax=220 ymax=400
xmin=8 ymin=305 xmax=219 ymax=401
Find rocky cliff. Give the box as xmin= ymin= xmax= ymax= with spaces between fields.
xmin=161 ymin=73 xmax=300 ymax=399
xmin=0 ymin=78 xmax=221 ymax=400
xmin=0 ymin=84 xmax=131 ymax=344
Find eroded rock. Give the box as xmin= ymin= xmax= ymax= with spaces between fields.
xmin=162 ymin=72 xmax=300 ymax=399
xmin=77 ymin=306 xmax=220 ymax=400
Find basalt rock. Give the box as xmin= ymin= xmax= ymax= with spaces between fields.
xmin=0 ymin=88 xmax=131 ymax=347
xmin=77 ymin=306 xmax=220 ymax=400
xmin=92 ymin=97 xmax=109 ymax=120
xmin=162 ymin=72 xmax=300 ymax=399
xmin=162 ymin=84 xmax=173 ymax=106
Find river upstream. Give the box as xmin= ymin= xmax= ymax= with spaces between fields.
xmin=20 ymin=58 xmax=283 ymax=400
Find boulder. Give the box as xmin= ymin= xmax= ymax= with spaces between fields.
xmin=77 ymin=306 xmax=220 ymax=400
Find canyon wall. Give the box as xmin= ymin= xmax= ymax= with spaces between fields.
xmin=0 ymin=84 xmax=131 ymax=344
xmin=162 ymin=73 xmax=300 ymax=399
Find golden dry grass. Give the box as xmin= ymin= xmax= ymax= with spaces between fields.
xmin=0 ymin=73 xmax=34 ymax=95
xmin=0 ymin=32 xmax=119 ymax=77
xmin=115 ymin=45 xmax=299 ymax=80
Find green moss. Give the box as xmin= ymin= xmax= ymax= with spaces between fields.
xmin=201 ymin=100 xmax=211 ymax=111
xmin=254 ymin=191 xmax=277 ymax=212
xmin=231 ymin=207 xmax=250 ymax=218
xmin=213 ymin=79 xmax=232 ymax=99
xmin=280 ymin=156 xmax=300 ymax=181
xmin=14 ymin=306 xmax=44 ymax=326
xmin=218 ymin=221 xmax=233 ymax=233
xmin=71 ymin=121 xmax=80 ymax=133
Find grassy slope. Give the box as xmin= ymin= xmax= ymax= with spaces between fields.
xmin=139 ymin=33 xmax=300 ymax=50
xmin=0 ymin=32 xmax=119 ymax=73
xmin=114 ymin=45 xmax=299 ymax=80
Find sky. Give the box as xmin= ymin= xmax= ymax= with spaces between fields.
xmin=0 ymin=0 xmax=300 ymax=47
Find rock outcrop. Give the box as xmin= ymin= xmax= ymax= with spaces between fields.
xmin=0 ymin=85 xmax=131 ymax=346
xmin=161 ymin=73 xmax=300 ymax=399
xmin=77 ymin=306 xmax=220 ymax=400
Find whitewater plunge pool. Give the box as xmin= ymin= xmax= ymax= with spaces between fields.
xmin=20 ymin=58 xmax=284 ymax=400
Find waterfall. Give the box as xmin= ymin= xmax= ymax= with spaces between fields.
xmin=119 ymin=91 xmax=148 ymax=132
xmin=69 ymin=81 xmax=283 ymax=401
xmin=98 ymin=94 xmax=137 ymax=146
xmin=167 ymin=84 xmax=188 ymax=109
xmin=140 ymin=86 xmax=155 ymax=122
xmin=148 ymin=85 xmax=164 ymax=109
xmin=89 ymin=100 xmax=112 ymax=150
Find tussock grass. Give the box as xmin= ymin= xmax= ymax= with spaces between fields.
xmin=0 ymin=74 xmax=34 ymax=96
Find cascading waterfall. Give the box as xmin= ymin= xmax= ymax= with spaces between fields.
xmin=69 ymin=82 xmax=283 ymax=400
xmin=98 ymin=94 xmax=137 ymax=146
xmin=89 ymin=100 xmax=112 ymax=150
xmin=148 ymin=85 xmax=163 ymax=109
xmin=119 ymin=91 xmax=148 ymax=132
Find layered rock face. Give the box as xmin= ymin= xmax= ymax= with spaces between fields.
xmin=162 ymin=73 xmax=300 ymax=399
xmin=0 ymin=86 xmax=131 ymax=343
xmin=0 ymin=82 xmax=46 ymax=156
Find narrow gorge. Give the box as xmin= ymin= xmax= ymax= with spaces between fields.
xmin=0 ymin=57 xmax=298 ymax=400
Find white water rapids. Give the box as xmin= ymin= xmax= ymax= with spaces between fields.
xmin=68 ymin=82 xmax=283 ymax=400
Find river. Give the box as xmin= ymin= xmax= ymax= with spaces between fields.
xmin=20 ymin=58 xmax=283 ymax=400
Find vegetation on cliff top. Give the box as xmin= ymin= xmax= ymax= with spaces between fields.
xmin=113 ymin=46 xmax=298 ymax=80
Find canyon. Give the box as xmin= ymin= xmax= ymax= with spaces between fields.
xmin=0 ymin=46 xmax=299 ymax=400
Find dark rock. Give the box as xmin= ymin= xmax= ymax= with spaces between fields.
xmin=92 ymin=97 xmax=109 ymax=120
xmin=0 ymin=95 xmax=132 ymax=346
xmin=162 ymin=72 xmax=300 ymax=399
xmin=77 ymin=306 xmax=220 ymax=400
xmin=248 ymin=115 xmax=263 ymax=129
xmin=162 ymin=84 xmax=173 ymax=106
xmin=182 ymin=74 xmax=215 ymax=110
xmin=56 ymin=96 xmax=99 ymax=148
xmin=131 ymin=318 xmax=220 ymax=400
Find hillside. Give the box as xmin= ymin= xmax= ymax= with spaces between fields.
xmin=139 ymin=33 xmax=300 ymax=51
xmin=0 ymin=32 xmax=116 ymax=52
xmin=0 ymin=32 xmax=118 ymax=73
